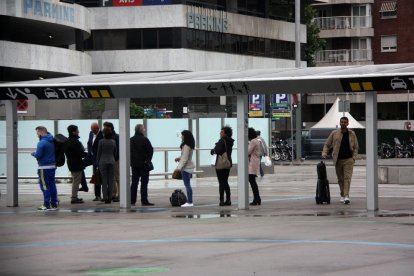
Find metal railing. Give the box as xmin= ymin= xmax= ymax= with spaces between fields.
xmin=313 ymin=15 xmax=372 ymax=30
xmin=0 ymin=147 xmax=213 ymax=180
xmin=315 ymin=49 xmax=372 ymax=63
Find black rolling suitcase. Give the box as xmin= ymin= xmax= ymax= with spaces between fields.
xmin=316 ymin=161 xmax=330 ymax=204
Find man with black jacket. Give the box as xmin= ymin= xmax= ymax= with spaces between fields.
xmin=65 ymin=125 xmax=87 ymax=204
xmin=87 ymin=122 xmax=103 ymax=201
xmin=130 ymin=124 xmax=154 ymax=206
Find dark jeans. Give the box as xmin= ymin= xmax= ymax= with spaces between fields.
xmin=80 ymin=157 xmax=93 ymax=191
xmin=131 ymin=166 xmax=150 ymax=204
xmin=249 ymin=174 xmax=261 ymax=202
xmin=182 ymin=171 xmax=193 ymax=204
xmin=259 ymin=155 xmax=264 ymax=177
xmin=93 ymin=165 xmax=101 ymax=198
xmin=100 ymin=163 xmax=114 ymax=201
xmin=215 ymin=169 xmax=231 ymax=202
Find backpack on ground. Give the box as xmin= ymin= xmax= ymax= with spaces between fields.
xmin=315 ymin=161 xmax=330 ymax=204
xmin=170 ymin=189 xmax=187 ymax=207
xmin=54 ymin=134 xmax=68 ymax=167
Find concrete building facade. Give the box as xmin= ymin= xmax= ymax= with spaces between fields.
xmin=1 ymin=0 xmax=308 ymax=119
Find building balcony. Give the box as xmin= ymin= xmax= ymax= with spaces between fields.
xmin=315 ymin=49 xmax=373 ymax=65
xmin=314 ymin=16 xmax=374 ymax=38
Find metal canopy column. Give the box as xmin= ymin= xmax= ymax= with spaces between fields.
xmin=119 ymin=98 xmax=131 ymax=209
xmin=365 ymin=92 xmax=378 ymax=211
xmin=6 ymin=101 xmax=18 ymax=206
xmin=237 ymin=95 xmax=249 ymax=210
xmin=294 ymin=0 xmax=302 ymax=160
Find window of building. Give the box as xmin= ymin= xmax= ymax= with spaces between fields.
xmin=381 ymin=35 xmax=397 ymax=52
xmin=379 ymin=1 xmax=397 ymax=19
xmin=85 ymin=28 xmax=297 ymax=60
xmin=352 ymin=4 xmax=370 ymax=28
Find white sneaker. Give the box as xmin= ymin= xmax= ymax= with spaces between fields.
xmin=344 ymin=197 xmax=350 ymax=204
xmin=340 ymin=197 xmax=345 ymax=203
xmin=181 ymin=203 xmax=194 ymax=207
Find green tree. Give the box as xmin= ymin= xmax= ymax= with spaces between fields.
xmin=82 ymin=99 xmax=105 ymax=119
xmin=130 ymin=102 xmax=145 ymax=118
xmin=304 ymin=5 xmax=326 ymax=67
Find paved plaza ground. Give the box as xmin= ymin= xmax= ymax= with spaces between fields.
xmin=0 ymin=161 xmax=413 ymax=275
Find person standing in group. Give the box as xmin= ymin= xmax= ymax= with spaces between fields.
xmin=65 ymin=125 xmax=87 ymax=204
xmin=97 ymin=127 xmax=117 ymax=204
xmin=322 ymin=116 xmax=359 ymax=205
xmin=31 ymin=126 xmax=58 ymax=211
xmin=174 ymin=130 xmax=195 ymax=207
xmin=103 ymin=122 xmax=120 ymax=202
xmin=211 ymin=126 xmax=234 ymax=206
xmin=130 ymin=124 xmax=154 ymax=206
xmin=248 ymin=127 xmax=262 ymax=206
xmin=87 ymin=122 xmax=103 ymax=202
xmin=256 ymin=130 xmax=268 ymax=178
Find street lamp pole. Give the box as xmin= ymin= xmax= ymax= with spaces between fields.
xmin=294 ymin=0 xmax=302 ymax=160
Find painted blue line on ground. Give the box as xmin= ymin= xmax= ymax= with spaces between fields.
xmin=1 ymin=238 xmax=413 ymax=249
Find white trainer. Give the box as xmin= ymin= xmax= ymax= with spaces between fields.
xmin=181 ymin=203 xmax=194 ymax=207
xmin=340 ymin=197 xmax=345 ymax=203
xmin=344 ymin=197 xmax=350 ymax=204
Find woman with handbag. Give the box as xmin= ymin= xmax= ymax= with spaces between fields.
xmin=174 ymin=130 xmax=196 ymax=207
xmin=248 ymin=127 xmax=262 ymax=206
xmin=211 ymin=126 xmax=234 ymax=206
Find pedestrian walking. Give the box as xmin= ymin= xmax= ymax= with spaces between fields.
xmin=31 ymin=126 xmax=58 ymax=210
xmin=174 ymin=130 xmax=195 ymax=207
xmin=322 ymin=116 xmax=359 ymax=204
xmin=97 ymin=127 xmax=117 ymax=204
xmin=130 ymin=124 xmax=154 ymax=206
xmin=65 ymin=125 xmax=86 ymax=204
xmin=248 ymin=127 xmax=262 ymax=205
xmin=211 ymin=126 xmax=234 ymax=206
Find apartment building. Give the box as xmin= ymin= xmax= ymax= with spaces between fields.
xmin=310 ymin=0 xmax=413 ymax=129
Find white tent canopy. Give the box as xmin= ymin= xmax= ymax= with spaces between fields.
xmin=311 ymin=97 xmax=365 ymax=129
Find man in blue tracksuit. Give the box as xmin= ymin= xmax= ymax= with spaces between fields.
xmin=31 ymin=126 xmax=58 ymax=210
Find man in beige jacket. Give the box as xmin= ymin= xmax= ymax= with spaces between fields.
xmin=321 ymin=117 xmax=359 ymax=204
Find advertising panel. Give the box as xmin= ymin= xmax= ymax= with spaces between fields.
xmin=143 ymin=0 xmax=172 ymax=4
xmin=271 ymin=94 xmax=290 ymax=120
xmin=112 ymin=0 xmax=143 ymax=6
xmin=249 ymin=94 xmax=264 ymax=117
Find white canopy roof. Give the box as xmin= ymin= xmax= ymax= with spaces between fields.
xmin=311 ymin=97 xmax=365 ymax=129
xmin=1 ymin=63 xmax=414 ymax=100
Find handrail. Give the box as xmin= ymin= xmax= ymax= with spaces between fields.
xmin=0 ymin=147 xmax=227 ymax=180
xmin=313 ymin=15 xmax=372 ymax=30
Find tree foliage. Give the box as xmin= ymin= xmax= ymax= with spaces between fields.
xmin=130 ymin=102 xmax=145 ymax=118
xmin=304 ymin=5 xmax=326 ymax=67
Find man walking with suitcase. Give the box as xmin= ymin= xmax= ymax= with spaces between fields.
xmin=321 ymin=117 xmax=359 ymax=204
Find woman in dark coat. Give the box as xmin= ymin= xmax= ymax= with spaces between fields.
xmin=211 ymin=126 xmax=234 ymax=206
xmin=97 ymin=128 xmax=117 ymax=204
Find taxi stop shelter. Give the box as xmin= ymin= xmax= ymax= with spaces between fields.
xmin=1 ymin=63 xmax=414 ymax=211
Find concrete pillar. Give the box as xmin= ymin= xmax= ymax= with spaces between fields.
xmin=237 ymin=95 xmax=249 ymax=210
xmin=119 ymin=98 xmax=131 ymax=209
xmin=6 ymin=101 xmax=18 ymax=207
xmin=365 ymin=92 xmax=378 ymax=211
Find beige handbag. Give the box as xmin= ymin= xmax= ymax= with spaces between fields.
xmin=215 ymin=139 xmax=231 ymax=170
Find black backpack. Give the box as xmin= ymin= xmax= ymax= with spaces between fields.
xmin=54 ymin=134 xmax=68 ymax=167
xmin=170 ymin=189 xmax=187 ymax=207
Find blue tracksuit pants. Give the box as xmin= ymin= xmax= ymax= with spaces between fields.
xmin=38 ymin=168 xmax=58 ymax=206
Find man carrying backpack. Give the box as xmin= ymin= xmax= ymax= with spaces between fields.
xmin=31 ymin=126 xmax=58 ymax=211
